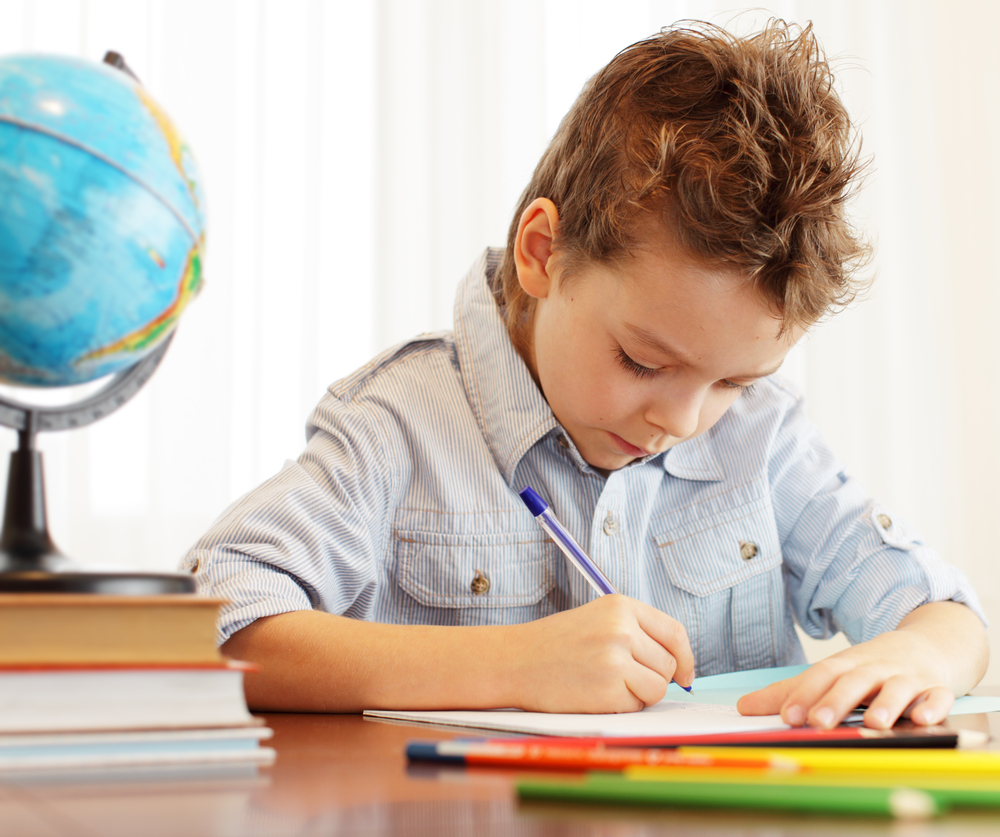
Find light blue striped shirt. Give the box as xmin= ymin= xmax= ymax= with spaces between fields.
xmin=184 ymin=249 xmax=984 ymax=675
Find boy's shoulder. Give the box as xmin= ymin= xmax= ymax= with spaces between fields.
xmin=329 ymin=330 xmax=458 ymax=404
xmin=307 ymin=331 xmax=468 ymax=457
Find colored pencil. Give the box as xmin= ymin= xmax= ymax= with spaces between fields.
xmin=675 ymin=746 xmax=1000 ymax=775
xmin=495 ymin=725 xmax=961 ymax=749
xmin=624 ymin=764 xmax=1000 ymax=801
xmin=517 ymin=774 xmax=946 ymax=819
xmin=406 ymin=739 xmax=796 ymax=771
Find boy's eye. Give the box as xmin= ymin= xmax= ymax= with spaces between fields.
xmin=615 ymin=346 xmax=658 ymax=380
xmin=722 ymin=379 xmax=757 ymax=396
xmin=615 ymin=345 xmax=757 ymax=395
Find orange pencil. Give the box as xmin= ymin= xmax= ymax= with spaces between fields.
xmin=406 ymin=740 xmax=797 ymax=772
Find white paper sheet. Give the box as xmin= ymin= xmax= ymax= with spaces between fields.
xmin=363 ymin=662 xmax=1000 ymax=736
xmin=363 ymin=700 xmax=789 ymax=738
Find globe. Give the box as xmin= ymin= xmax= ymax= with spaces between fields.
xmin=0 ymin=52 xmax=203 ymax=593
xmin=0 ymin=53 xmax=205 ymax=387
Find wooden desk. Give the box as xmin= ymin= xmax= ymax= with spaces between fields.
xmin=2 ymin=708 xmax=1000 ymax=836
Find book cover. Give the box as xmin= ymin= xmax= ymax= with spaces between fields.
xmin=0 ymin=594 xmax=227 ymax=664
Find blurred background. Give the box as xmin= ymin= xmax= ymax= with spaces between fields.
xmin=1 ymin=0 xmax=997 ymax=679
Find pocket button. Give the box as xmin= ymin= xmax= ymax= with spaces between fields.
xmin=739 ymin=540 xmax=758 ymax=561
xmin=470 ymin=570 xmax=491 ymax=595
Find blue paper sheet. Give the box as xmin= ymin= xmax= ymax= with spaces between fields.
xmin=666 ymin=664 xmax=1000 ymax=716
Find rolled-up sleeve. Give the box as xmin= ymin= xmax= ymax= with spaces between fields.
xmin=181 ymin=391 xmax=394 ymax=644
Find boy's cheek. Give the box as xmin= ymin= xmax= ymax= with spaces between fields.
xmin=708 ymin=389 xmax=745 ymax=422
xmin=682 ymin=392 xmax=742 ymax=442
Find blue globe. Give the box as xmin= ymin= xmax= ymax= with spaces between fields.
xmin=0 ymin=54 xmax=205 ymax=387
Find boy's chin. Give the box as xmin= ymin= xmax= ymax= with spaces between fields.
xmin=573 ymin=429 xmax=654 ymax=472
xmin=581 ymin=435 xmax=681 ymax=472
xmin=581 ymin=448 xmax=639 ymax=473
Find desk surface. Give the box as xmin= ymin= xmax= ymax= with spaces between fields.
xmin=2 ymin=708 xmax=1000 ymax=837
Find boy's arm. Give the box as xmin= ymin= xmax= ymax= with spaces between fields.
xmin=221 ymin=594 xmax=694 ymax=714
xmin=737 ymin=600 xmax=988 ymax=728
xmin=751 ymin=386 xmax=988 ymax=729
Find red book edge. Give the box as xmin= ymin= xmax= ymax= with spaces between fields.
xmin=0 ymin=658 xmax=258 ymax=673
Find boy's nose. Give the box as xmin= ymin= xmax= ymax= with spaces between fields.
xmin=645 ymin=391 xmax=702 ymax=441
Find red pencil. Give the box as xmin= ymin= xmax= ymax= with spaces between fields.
xmin=491 ymin=726 xmax=960 ymax=750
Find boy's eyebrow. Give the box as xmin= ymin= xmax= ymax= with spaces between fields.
xmin=624 ymin=323 xmax=784 ymax=379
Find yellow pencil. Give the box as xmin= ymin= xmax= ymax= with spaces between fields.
xmin=674 ymin=746 xmax=1000 ymax=775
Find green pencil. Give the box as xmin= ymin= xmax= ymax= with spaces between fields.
xmin=517 ymin=775 xmax=947 ymax=819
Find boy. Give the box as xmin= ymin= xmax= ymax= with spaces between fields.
xmin=185 ymin=20 xmax=987 ymax=729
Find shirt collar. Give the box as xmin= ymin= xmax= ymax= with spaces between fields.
xmin=663 ymin=433 xmax=725 ymax=481
xmin=454 ymin=249 xmax=558 ymax=485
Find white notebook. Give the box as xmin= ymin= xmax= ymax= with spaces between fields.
xmin=364 ymin=699 xmax=789 ymax=738
xmin=363 ymin=663 xmax=1000 ymax=737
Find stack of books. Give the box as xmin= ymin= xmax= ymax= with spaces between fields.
xmin=0 ymin=593 xmax=274 ymax=775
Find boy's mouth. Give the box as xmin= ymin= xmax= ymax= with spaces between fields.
xmin=608 ymin=432 xmax=649 ymax=458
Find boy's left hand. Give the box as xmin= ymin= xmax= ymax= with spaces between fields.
xmin=735 ymin=601 xmax=988 ymax=729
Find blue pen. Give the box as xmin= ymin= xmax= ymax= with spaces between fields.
xmin=519 ymin=485 xmax=692 ymax=693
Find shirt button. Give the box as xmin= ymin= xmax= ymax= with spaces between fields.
xmin=557 ymin=434 xmax=570 ymax=449
xmin=603 ymin=513 xmax=617 ymax=536
xmin=470 ymin=570 xmax=490 ymax=595
xmin=188 ymin=558 xmax=200 ymax=573
xmin=739 ymin=541 xmax=758 ymax=561
xmin=877 ymin=513 xmax=892 ymax=529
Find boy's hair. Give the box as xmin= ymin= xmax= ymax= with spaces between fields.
xmin=498 ymin=19 xmax=871 ymax=351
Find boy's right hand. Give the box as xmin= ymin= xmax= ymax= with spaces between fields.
xmin=504 ymin=594 xmax=694 ymax=713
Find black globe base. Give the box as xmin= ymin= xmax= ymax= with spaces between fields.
xmin=0 ymin=571 xmax=195 ymax=595
xmin=0 ymin=335 xmax=195 ymax=596
xmin=0 ymin=569 xmax=195 ymax=595
xmin=0 ymin=427 xmax=195 ymax=595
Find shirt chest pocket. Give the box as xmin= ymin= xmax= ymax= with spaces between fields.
xmin=652 ymin=494 xmax=782 ymax=596
xmin=393 ymin=529 xmax=557 ymax=626
xmin=651 ymin=493 xmax=785 ymax=673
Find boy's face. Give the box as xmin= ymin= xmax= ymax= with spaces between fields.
xmin=521 ymin=228 xmax=803 ymax=473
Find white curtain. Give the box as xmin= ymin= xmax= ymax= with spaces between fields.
xmin=2 ymin=0 xmax=998 ymax=679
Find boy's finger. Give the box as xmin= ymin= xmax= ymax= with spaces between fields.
xmin=801 ymin=666 xmax=887 ymax=729
xmin=902 ymin=686 xmax=954 ymax=726
xmin=624 ymin=659 xmax=671 ymax=708
xmin=861 ymin=675 xmax=927 ymax=729
xmin=736 ymin=679 xmax=793 ymax=716
xmin=861 ymin=683 xmax=953 ymax=729
xmin=739 ymin=667 xmax=836 ymax=721
xmin=630 ymin=630 xmax=678 ymax=684
xmin=774 ymin=658 xmax=857 ymax=725
xmin=634 ymin=603 xmax=694 ymax=686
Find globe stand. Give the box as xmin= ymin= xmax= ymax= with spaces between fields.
xmin=0 ymin=334 xmax=195 ymax=594
xmin=1 ymin=413 xmax=67 ymax=573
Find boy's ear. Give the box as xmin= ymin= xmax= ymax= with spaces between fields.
xmin=514 ymin=198 xmax=559 ymax=299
